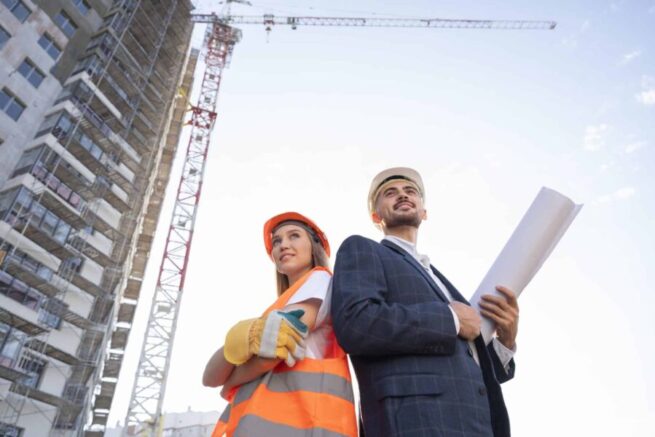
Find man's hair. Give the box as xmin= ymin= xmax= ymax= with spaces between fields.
xmin=274 ymin=224 xmax=330 ymax=296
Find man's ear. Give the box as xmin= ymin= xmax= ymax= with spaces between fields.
xmin=422 ymin=209 xmax=428 ymax=221
xmin=371 ymin=212 xmax=382 ymax=225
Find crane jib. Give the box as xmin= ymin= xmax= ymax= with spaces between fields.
xmin=190 ymin=14 xmax=557 ymax=30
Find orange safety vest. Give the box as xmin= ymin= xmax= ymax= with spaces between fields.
xmin=211 ymin=267 xmax=357 ymax=437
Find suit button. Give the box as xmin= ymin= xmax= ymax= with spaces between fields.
xmin=479 ymin=387 xmax=487 ymax=396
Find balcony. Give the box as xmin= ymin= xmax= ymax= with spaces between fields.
xmin=0 ymin=308 xmax=47 ymax=337
xmin=1 ymin=250 xmax=59 ymax=298
xmin=35 ymin=187 xmax=87 ymax=231
xmin=27 ymin=338 xmax=78 ymax=367
xmin=132 ymin=109 xmax=156 ymax=137
xmin=0 ymin=347 xmax=70 ymax=407
xmin=0 ymin=187 xmax=77 ymax=261
xmin=103 ymin=185 xmax=130 ymax=215
xmin=60 ymin=81 xmax=125 ymax=135
xmin=8 ymin=376 xmax=68 ymax=408
xmin=121 ymin=28 xmax=154 ymax=67
xmin=67 ymin=232 xmax=113 ymax=269
xmin=96 ymin=72 xmax=138 ymax=117
xmin=69 ymin=271 xmax=106 ymax=299
xmin=54 ymin=403 xmax=84 ymax=431
xmin=77 ymin=329 xmax=105 ymax=364
xmin=41 ymin=297 xmax=97 ymax=331
xmin=127 ymin=125 xmax=151 ymax=154
xmin=64 ymin=132 xmax=138 ymax=198
xmin=110 ymin=324 xmax=130 ymax=351
xmin=37 ymin=110 xmax=141 ymax=181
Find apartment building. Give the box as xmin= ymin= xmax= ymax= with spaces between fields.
xmin=0 ymin=1 xmax=195 ymax=435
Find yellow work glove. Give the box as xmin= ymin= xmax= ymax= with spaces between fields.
xmin=223 ymin=309 xmax=308 ymax=367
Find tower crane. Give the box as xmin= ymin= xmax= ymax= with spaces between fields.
xmin=123 ymin=5 xmax=556 ymax=436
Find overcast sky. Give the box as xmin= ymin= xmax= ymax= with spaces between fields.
xmin=108 ymin=1 xmax=654 ymax=435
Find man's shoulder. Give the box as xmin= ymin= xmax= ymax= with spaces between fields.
xmin=339 ymin=234 xmax=380 ymax=250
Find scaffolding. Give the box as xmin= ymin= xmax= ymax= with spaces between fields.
xmin=0 ymin=0 xmax=194 ymax=436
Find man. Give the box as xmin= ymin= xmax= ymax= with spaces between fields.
xmin=331 ymin=167 xmax=519 ymax=437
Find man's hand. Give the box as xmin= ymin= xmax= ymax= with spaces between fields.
xmin=479 ymin=285 xmax=519 ymax=349
xmin=451 ymin=301 xmax=481 ymax=340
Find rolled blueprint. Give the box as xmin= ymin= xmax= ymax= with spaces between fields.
xmin=469 ymin=187 xmax=582 ymax=344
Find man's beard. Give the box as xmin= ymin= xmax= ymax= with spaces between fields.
xmin=384 ymin=210 xmax=422 ymax=229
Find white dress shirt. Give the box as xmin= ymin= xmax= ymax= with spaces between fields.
xmin=384 ymin=235 xmax=515 ymax=369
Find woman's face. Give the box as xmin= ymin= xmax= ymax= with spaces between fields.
xmin=271 ymin=224 xmax=313 ymax=281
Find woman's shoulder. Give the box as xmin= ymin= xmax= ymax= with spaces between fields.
xmin=300 ymin=268 xmax=331 ymax=293
xmin=309 ymin=266 xmax=331 ymax=280
xmin=287 ymin=269 xmax=331 ymax=305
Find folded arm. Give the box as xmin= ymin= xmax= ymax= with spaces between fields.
xmin=331 ymin=236 xmax=458 ymax=357
xmin=202 ymin=347 xmax=235 ymax=388
xmin=215 ymin=299 xmax=321 ymax=398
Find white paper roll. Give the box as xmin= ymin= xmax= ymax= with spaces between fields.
xmin=469 ymin=187 xmax=582 ymax=344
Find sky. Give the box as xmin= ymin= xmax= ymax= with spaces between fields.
xmin=107 ymin=1 xmax=655 ymax=435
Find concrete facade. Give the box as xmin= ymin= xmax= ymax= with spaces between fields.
xmin=0 ymin=1 xmax=195 ymax=436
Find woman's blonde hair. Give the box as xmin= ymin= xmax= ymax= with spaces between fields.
xmin=274 ymin=223 xmax=330 ymax=296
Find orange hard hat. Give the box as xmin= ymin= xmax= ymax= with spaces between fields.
xmin=263 ymin=212 xmax=330 ymax=257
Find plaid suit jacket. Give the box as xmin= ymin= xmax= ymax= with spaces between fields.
xmin=331 ymin=235 xmax=514 ymax=437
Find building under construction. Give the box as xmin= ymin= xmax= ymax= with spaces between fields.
xmin=0 ymin=0 xmax=196 ymax=435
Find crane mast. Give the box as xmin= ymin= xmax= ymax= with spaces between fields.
xmin=125 ymin=9 xmax=556 ymax=437
xmin=123 ymin=22 xmax=241 ymax=436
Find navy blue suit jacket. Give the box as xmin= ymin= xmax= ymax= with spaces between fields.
xmin=331 ymin=236 xmax=514 ymax=437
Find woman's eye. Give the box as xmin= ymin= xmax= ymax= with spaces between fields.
xmin=272 ymin=238 xmax=281 ymax=246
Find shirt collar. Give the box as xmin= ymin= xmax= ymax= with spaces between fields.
xmin=383 ymin=235 xmax=432 ymax=270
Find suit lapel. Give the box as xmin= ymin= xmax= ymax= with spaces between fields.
xmin=429 ymin=266 xmax=469 ymax=304
xmin=381 ymin=239 xmax=450 ymax=303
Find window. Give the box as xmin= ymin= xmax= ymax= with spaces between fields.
xmin=72 ymin=0 xmax=90 ymax=15
xmin=17 ymin=352 xmax=46 ymax=388
xmin=41 ymin=211 xmax=58 ymax=235
xmin=61 ymin=256 xmax=83 ymax=274
xmin=40 ymin=299 xmax=65 ymax=329
xmin=13 ymin=147 xmax=42 ymax=175
xmin=68 ymin=192 xmax=81 ymax=209
xmin=53 ymin=221 xmax=70 ymax=244
xmin=74 ymin=55 xmax=105 ymax=78
xmin=17 ymin=59 xmax=45 ymax=88
xmin=53 ymin=113 xmax=74 ymax=139
xmin=37 ymin=33 xmax=61 ymax=60
xmin=0 ymin=26 xmax=10 ymax=50
xmin=54 ymin=11 xmax=77 ymax=38
xmin=3 ymin=278 xmax=42 ymax=311
xmin=0 ymin=190 xmax=18 ymax=219
xmin=0 ymin=323 xmax=26 ymax=367
xmin=1 ymin=0 xmax=30 ymax=23
xmin=0 ymin=88 xmax=25 ymax=121
xmin=0 ymin=421 xmax=23 ymax=437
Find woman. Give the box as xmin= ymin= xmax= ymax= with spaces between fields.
xmin=203 ymin=212 xmax=357 ymax=437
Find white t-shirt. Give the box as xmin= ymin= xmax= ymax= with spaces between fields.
xmin=284 ymin=270 xmax=332 ymax=359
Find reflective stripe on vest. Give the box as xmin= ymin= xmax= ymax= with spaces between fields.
xmin=211 ymin=267 xmax=357 ymax=437
xmin=235 ymin=415 xmax=351 ymax=437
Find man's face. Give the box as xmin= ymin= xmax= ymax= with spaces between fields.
xmin=373 ymin=180 xmax=426 ymax=229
